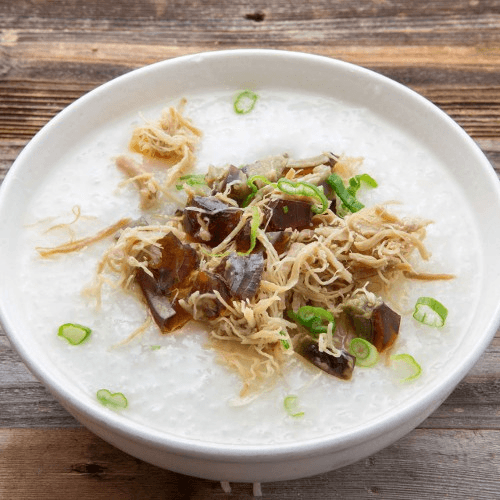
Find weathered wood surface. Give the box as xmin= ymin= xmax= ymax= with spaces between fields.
xmin=1 ymin=0 xmax=500 ymax=498
xmin=1 ymin=428 xmax=499 ymax=500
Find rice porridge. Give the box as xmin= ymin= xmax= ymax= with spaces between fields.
xmin=16 ymin=89 xmax=480 ymax=444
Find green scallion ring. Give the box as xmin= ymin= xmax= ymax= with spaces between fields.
xmin=277 ymin=178 xmax=329 ymax=214
xmin=58 ymin=323 xmax=92 ymax=345
xmin=283 ymin=395 xmax=304 ymax=418
xmin=390 ymin=353 xmax=422 ymax=383
xmin=234 ymin=90 xmax=259 ymax=114
xmin=279 ymin=331 xmax=290 ymax=350
xmin=413 ymin=296 xmax=448 ymax=327
xmin=96 ymin=389 xmax=128 ymax=410
xmin=348 ymin=338 xmax=379 ymax=367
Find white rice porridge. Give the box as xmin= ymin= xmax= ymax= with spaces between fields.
xmin=17 ymin=89 xmax=480 ymax=444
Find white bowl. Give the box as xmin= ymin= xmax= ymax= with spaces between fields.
xmin=1 ymin=49 xmax=500 ymax=483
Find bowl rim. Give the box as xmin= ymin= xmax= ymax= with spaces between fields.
xmin=1 ymin=48 xmax=500 ymax=461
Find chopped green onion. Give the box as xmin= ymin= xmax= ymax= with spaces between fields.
xmin=280 ymin=331 xmax=290 ymax=350
xmin=326 ymin=173 xmax=364 ymax=213
xmin=390 ymin=353 xmax=422 ymax=383
xmin=237 ymin=207 xmax=261 ymax=256
xmin=348 ymin=338 xmax=379 ymax=367
xmin=284 ymin=395 xmax=304 ymax=418
xmin=242 ymin=175 xmax=276 ymax=207
xmin=288 ymin=306 xmax=335 ymax=337
xmin=234 ymin=90 xmax=259 ymax=114
xmin=413 ymin=297 xmax=448 ymax=327
xmin=96 ymin=389 xmax=128 ymax=409
xmin=150 ymin=345 xmax=162 ymax=350
xmin=175 ymin=174 xmax=207 ymax=191
xmin=347 ymin=174 xmax=378 ymax=198
xmin=277 ymin=178 xmax=329 ymax=214
xmin=58 ymin=323 xmax=91 ymax=345
xmin=282 ymin=205 xmax=289 ymax=214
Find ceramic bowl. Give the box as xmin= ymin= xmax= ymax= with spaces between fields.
xmin=1 ymin=49 xmax=500 ymax=483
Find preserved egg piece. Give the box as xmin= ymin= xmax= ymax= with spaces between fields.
xmin=189 ymin=270 xmax=230 ymax=320
xmin=183 ymin=196 xmax=242 ymax=247
xmin=210 ymin=165 xmax=250 ymax=204
xmin=222 ymin=253 xmax=264 ymax=300
xmin=135 ymin=232 xmax=199 ymax=332
xmin=345 ymin=300 xmax=401 ymax=353
xmin=265 ymin=199 xmax=314 ymax=232
xmin=136 ymin=268 xmax=191 ymax=332
xmin=265 ymin=231 xmax=292 ymax=255
xmin=148 ymin=232 xmax=199 ymax=290
xmin=234 ymin=219 xmax=252 ymax=253
xmin=296 ymin=339 xmax=355 ymax=380
xmin=371 ymin=303 xmax=400 ymax=352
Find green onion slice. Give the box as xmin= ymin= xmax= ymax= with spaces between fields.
xmin=175 ymin=174 xmax=207 ymax=191
xmin=288 ymin=306 xmax=335 ymax=337
xmin=150 ymin=345 xmax=162 ymax=350
xmin=58 ymin=323 xmax=91 ymax=345
xmin=279 ymin=331 xmax=290 ymax=350
xmin=326 ymin=173 xmax=364 ymax=213
xmin=277 ymin=178 xmax=329 ymax=214
xmin=237 ymin=206 xmax=261 ymax=256
xmin=348 ymin=338 xmax=379 ymax=367
xmin=283 ymin=395 xmax=304 ymax=418
xmin=390 ymin=354 xmax=422 ymax=383
xmin=347 ymin=174 xmax=378 ymax=197
xmin=242 ymin=175 xmax=276 ymax=207
xmin=96 ymin=389 xmax=128 ymax=409
xmin=413 ymin=297 xmax=448 ymax=327
xmin=234 ymin=90 xmax=259 ymax=114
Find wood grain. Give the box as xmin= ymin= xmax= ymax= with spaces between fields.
xmin=0 ymin=427 xmax=499 ymax=499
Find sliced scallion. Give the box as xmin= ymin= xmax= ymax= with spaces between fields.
xmin=96 ymin=389 xmax=128 ymax=409
xmin=58 ymin=323 xmax=91 ymax=345
xmin=348 ymin=338 xmax=379 ymax=367
xmin=175 ymin=174 xmax=207 ymax=191
xmin=237 ymin=206 xmax=261 ymax=256
xmin=279 ymin=331 xmax=290 ymax=350
xmin=326 ymin=173 xmax=364 ymax=213
xmin=413 ymin=297 xmax=448 ymax=327
xmin=348 ymin=173 xmax=378 ymax=194
xmin=390 ymin=353 xmax=422 ymax=383
xmin=288 ymin=306 xmax=335 ymax=337
xmin=242 ymin=175 xmax=276 ymax=207
xmin=277 ymin=178 xmax=329 ymax=214
xmin=234 ymin=90 xmax=259 ymax=114
xmin=284 ymin=395 xmax=304 ymax=418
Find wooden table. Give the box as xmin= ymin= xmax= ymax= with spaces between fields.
xmin=1 ymin=1 xmax=499 ymax=498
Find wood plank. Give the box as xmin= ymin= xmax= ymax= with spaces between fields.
xmin=0 ymin=427 xmax=499 ymax=499
xmin=3 ymin=42 xmax=500 ymax=71
xmin=2 ymin=0 xmax=500 ymax=21
xmin=1 ymin=0 xmax=500 ymax=48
